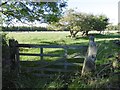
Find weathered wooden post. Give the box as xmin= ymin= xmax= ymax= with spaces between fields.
xmin=15 ymin=40 xmax=20 ymax=73
xmin=9 ymin=39 xmax=20 ymax=73
xmin=81 ymin=36 xmax=97 ymax=76
xmin=40 ymin=48 xmax=43 ymax=61
xmin=9 ymin=39 xmax=16 ymax=68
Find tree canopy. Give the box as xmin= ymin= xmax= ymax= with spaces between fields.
xmin=0 ymin=1 xmax=67 ymax=26
xmin=49 ymin=9 xmax=109 ymax=37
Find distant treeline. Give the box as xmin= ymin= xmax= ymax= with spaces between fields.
xmin=1 ymin=26 xmax=70 ymax=31
xmin=1 ymin=24 xmax=119 ymax=32
xmin=2 ymin=26 xmax=48 ymax=31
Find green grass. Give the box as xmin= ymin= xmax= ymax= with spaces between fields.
xmin=7 ymin=32 xmax=88 ymax=61
xmin=7 ymin=32 xmax=88 ymax=45
xmin=6 ymin=32 xmax=120 ymax=61
xmin=6 ymin=31 xmax=120 ymax=68
xmin=5 ymin=31 xmax=120 ymax=88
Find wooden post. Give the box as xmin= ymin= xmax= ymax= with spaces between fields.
xmin=81 ymin=36 xmax=97 ymax=76
xmin=15 ymin=40 xmax=20 ymax=73
xmin=40 ymin=48 xmax=43 ymax=60
xmin=9 ymin=39 xmax=20 ymax=73
xmin=9 ymin=39 xmax=16 ymax=65
xmin=16 ymin=42 xmax=19 ymax=62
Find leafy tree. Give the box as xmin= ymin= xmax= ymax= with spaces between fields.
xmin=51 ymin=9 xmax=109 ymax=37
xmin=80 ymin=14 xmax=95 ymax=36
xmin=0 ymin=1 xmax=67 ymax=26
xmin=92 ymin=15 xmax=109 ymax=33
xmin=57 ymin=9 xmax=81 ymax=37
xmin=79 ymin=14 xmax=109 ymax=36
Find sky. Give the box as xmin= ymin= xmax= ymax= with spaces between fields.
xmin=32 ymin=0 xmax=120 ymax=27
xmin=66 ymin=0 xmax=119 ymax=25
xmin=3 ymin=0 xmax=119 ymax=26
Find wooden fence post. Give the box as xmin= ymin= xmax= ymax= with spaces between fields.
xmin=81 ymin=36 xmax=97 ymax=76
xmin=40 ymin=48 xmax=43 ymax=60
xmin=15 ymin=40 xmax=20 ymax=73
xmin=9 ymin=39 xmax=20 ymax=73
xmin=9 ymin=39 xmax=16 ymax=66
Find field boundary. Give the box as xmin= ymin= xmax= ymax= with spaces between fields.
xmin=8 ymin=37 xmax=97 ymax=77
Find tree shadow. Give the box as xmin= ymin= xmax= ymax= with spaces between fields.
xmin=73 ymin=33 xmax=120 ymax=40
xmin=92 ymin=34 xmax=120 ymax=39
xmin=70 ymin=36 xmax=89 ymax=40
xmin=40 ymin=41 xmax=60 ymax=45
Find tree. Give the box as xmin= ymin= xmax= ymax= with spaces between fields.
xmin=80 ymin=14 xmax=95 ymax=36
xmin=57 ymin=9 xmax=81 ymax=37
xmin=92 ymin=15 xmax=109 ymax=34
xmin=52 ymin=9 xmax=109 ymax=37
xmin=0 ymin=1 xmax=67 ymax=26
xmin=57 ymin=10 xmax=90 ymax=37
xmin=80 ymin=14 xmax=109 ymax=36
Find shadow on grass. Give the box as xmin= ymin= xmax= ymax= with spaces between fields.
xmin=40 ymin=41 xmax=60 ymax=45
xmin=94 ymin=34 xmax=120 ymax=39
xmin=74 ymin=34 xmax=120 ymax=40
xmin=7 ymin=33 xmax=120 ymax=88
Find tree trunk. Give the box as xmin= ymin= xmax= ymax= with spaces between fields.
xmin=82 ymin=31 xmax=85 ymax=36
xmin=0 ymin=2 xmax=7 ymax=7
xmin=85 ymin=31 xmax=89 ymax=36
xmin=99 ymin=31 xmax=102 ymax=34
xmin=70 ymin=30 xmax=79 ymax=38
xmin=82 ymin=31 xmax=89 ymax=36
xmin=70 ymin=30 xmax=73 ymax=37
xmin=73 ymin=30 xmax=79 ymax=37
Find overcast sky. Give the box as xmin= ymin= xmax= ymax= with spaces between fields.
xmin=66 ymin=0 xmax=119 ymax=25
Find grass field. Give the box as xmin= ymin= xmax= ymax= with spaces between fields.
xmin=7 ymin=32 xmax=88 ymax=61
xmin=4 ymin=31 xmax=120 ymax=88
xmin=6 ymin=31 xmax=120 ymax=61
xmin=7 ymin=32 xmax=88 ymax=44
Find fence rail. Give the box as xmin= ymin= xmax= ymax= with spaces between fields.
xmin=9 ymin=36 xmax=97 ymax=77
xmin=18 ymin=44 xmax=87 ymax=49
xmin=17 ymin=44 xmax=87 ymax=61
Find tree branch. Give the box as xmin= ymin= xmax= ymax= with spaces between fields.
xmin=0 ymin=2 xmax=7 ymax=7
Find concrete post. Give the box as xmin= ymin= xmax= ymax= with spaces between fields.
xmin=81 ymin=36 xmax=97 ymax=75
